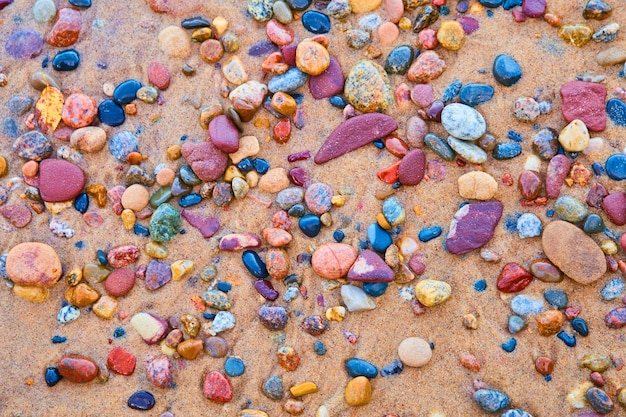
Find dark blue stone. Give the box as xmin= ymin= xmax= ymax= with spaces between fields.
xmin=457 ymin=1 xmax=469 ymax=12
xmin=493 ymin=54 xmax=522 ymax=87
xmin=606 ymin=98 xmax=626 ymax=126
xmin=592 ymin=162 xmax=604 ymax=176
xmin=224 ymin=356 xmax=246 ymax=377
xmin=98 ymin=99 xmax=125 ymax=127
xmin=329 ymin=95 xmax=347 ymax=108
xmin=127 ymin=390 xmax=155 ymax=410
xmin=113 ymin=79 xmax=142 ymax=105
xmin=97 ymin=249 xmax=108 ymax=266
xmin=363 ymin=282 xmax=388 ymax=297
xmin=543 ymin=289 xmax=568 ymax=309
xmin=217 ymin=282 xmax=232 ymax=292
xmin=288 ymin=203 xmax=305 ymax=217
xmin=73 ymin=192 xmax=89 ymax=214
xmin=51 ymin=335 xmax=67 ymax=343
xmin=583 ymin=214 xmax=604 ymax=234
xmin=45 ymin=367 xmax=62 ymax=387
xmin=292 ymin=93 xmax=304 ymax=105
xmin=237 ymin=158 xmax=253 ymax=172
xmin=75 ymin=241 xmax=85 ymax=249
xmin=557 ymin=330 xmax=576 ymax=347
xmin=286 ymin=0 xmax=312 ymax=11
xmin=504 ymin=213 xmax=521 ymax=233
xmin=480 ymin=0 xmax=503 ymax=7
xmin=442 ymin=79 xmax=463 ymax=103
xmin=507 ymin=130 xmax=523 ymax=142
xmin=502 ymin=0 xmax=522 ymax=8
xmin=314 ymin=340 xmax=326 ymax=355
xmin=52 ymin=49 xmax=80 ymax=71
xmin=486 ymin=8 xmax=494 ymax=16
xmin=373 ymin=139 xmax=385 ymax=149
xmin=42 ymin=56 xmax=50 ymax=68
xmin=333 ymin=229 xmax=345 ymax=242
xmin=181 ymin=16 xmax=211 ymax=29
xmin=253 ymin=158 xmax=270 ymax=174
xmin=302 ymin=11 xmax=331 ymax=34
xmin=345 ymin=358 xmax=378 ymax=379
xmin=546 ymin=209 xmax=554 ymax=217
xmin=571 ymin=317 xmax=589 ymax=337
xmin=68 ymin=0 xmax=91 ymax=8
xmin=384 ymin=45 xmax=414 ymax=75
xmin=493 ymin=143 xmax=522 ymax=159
xmin=544 ymin=375 xmax=552 ymax=382
xmin=203 ymin=312 xmax=216 ymax=320
xmin=299 ymin=214 xmax=322 ymax=237
xmin=605 ymin=154 xmax=626 ymax=180
xmin=359 ymin=239 xmax=369 ymax=250
xmin=248 ymin=40 xmax=279 ymax=57
xmin=439 ymin=5 xmax=450 ymax=15
xmin=367 ymin=223 xmax=392 ymax=252
xmin=473 ymin=279 xmax=487 ymax=292
xmin=380 ymin=360 xmax=403 ymax=377
xmin=459 ymin=83 xmax=495 ymax=107
xmin=418 ymin=226 xmax=442 ymax=242
xmin=242 ymin=250 xmax=269 ymax=279
xmin=113 ymin=327 xmax=126 ymax=338
xmin=392 ymin=181 xmax=402 ymax=189
xmin=178 ymin=193 xmax=202 ymax=208
xmin=133 ymin=223 xmax=150 ymax=237
xmin=501 ymin=337 xmax=517 ymax=352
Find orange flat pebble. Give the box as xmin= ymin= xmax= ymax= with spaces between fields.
xmin=378 ymin=22 xmax=399 ymax=45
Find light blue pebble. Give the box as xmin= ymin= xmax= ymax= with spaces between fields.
xmin=517 ymin=213 xmax=542 ymax=238
xmin=601 ymin=278 xmax=625 ymax=301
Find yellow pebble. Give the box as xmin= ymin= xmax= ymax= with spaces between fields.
xmin=83 ymin=263 xmax=111 ymax=284
xmin=145 ymin=241 xmax=169 ymax=259
xmin=436 ymin=20 xmax=465 ymax=51
xmin=212 ymin=16 xmax=229 ymax=35
xmin=171 ymin=260 xmax=194 ymax=281
xmin=160 ymin=340 xmax=177 ymax=356
xmin=65 ymin=269 xmax=83 ymax=286
xmin=25 ymin=378 xmax=34 ymax=386
xmin=254 ymin=116 xmax=270 ymax=128
xmin=290 ymin=381 xmax=318 ymax=397
xmin=413 ymin=205 xmax=422 ymax=215
xmin=320 ymin=212 xmax=332 ymax=227
xmin=224 ymin=165 xmax=244 ymax=182
xmin=398 ymin=17 xmax=412 ymax=31
xmin=331 ymin=195 xmax=345 ymax=207
xmin=567 ymin=381 xmax=593 ymax=408
xmin=240 ymin=410 xmax=269 ymax=417
xmin=470 ymin=2 xmax=484 ymax=13
xmin=121 ymin=209 xmax=136 ymax=230
xmin=564 ymin=178 xmax=574 ymax=187
xmin=44 ymin=200 xmax=72 ymax=214
xmin=376 ymin=213 xmax=392 ymax=230
xmin=325 ymin=306 xmax=347 ymax=321
xmin=601 ymin=240 xmax=618 ymax=255
xmin=246 ymin=171 xmax=259 ymax=188
xmin=344 ymin=376 xmax=372 ymax=406
xmin=13 ymin=285 xmax=49 ymax=303
xmin=93 ymin=295 xmax=118 ymax=319
xmin=349 ymin=0 xmax=382 ymax=13
xmin=166 ymin=144 xmax=182 ymax=160
xmin=0 ymin=156 xmax=8 ymax=177
xmin=414 ymin=279 xmax=452 ymax=307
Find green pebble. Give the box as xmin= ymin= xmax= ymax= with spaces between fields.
xmin=273 ymin=0 xmax=293 ymax=24
xmin=136 ymin=86 xmax=159 ymax=104
xmin=149 ymin=186 xmax=173 ymax=209
xmin=447 ymin=136 xmax=487 ymax=164
xmin=200 ymin=265 xmax=218 ymax=282
xmin=149 ymin=203 xmax=181 ymax=242
xmin=424 ymin=133 xmax=455 ymax=161
xmin=221 ymin=32 xmax=239 ymax=53
xmin=202 ymin=289 xmax=232 ymax=310
xmin=554 ymin=195 xmax=588 ymax=223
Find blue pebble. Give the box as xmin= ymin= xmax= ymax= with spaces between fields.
xmin=301 ymin=10 xmax=331 ymax=34
xmin=392 ymin=181 xmax=402 ymax=189
xmin=127 ymin=390 xmax=155 ymax=411
xmin=113 ymin=327 xmax=126 ymax=338
xmin=501 ymin=337 xmax=517 ymax=352
xmin=605 ymin=154 xmax=626 ymax=180
xmin=178 ymin=193 xmax=202 ymax=208
xmin=380 ymin=360 xmax=404 ymax=377
xmin=292 ymin=93 xmax=304 ymax=105
xmin=217 ymin=282 xmax=232 ymax=293
xmin=382 ymin=197 xmax=404 ymax=226
xmin=52 ymin=49 xmax=80 ymax=71
xmin=502 ymin=0 xmax=522 ymax=8
xmin=299 ymin=214 xmax=322 ymax=238
xmin=442 ymin=79 xmax=463 ymax=103
xmin=557 ymin=330 xmax=576 ymax=347
xmin=504 ymin=213 xmax=520 ymax=233
xmin=42 ymin=56 xmax=50 ymax=68
xmin=508 ymin=315 xmax=526 ymax=334
xmin=492 ymin=54 xmax=522 ymax=87
xmin=69 ymin=0 xmax=91 ymax=7
xmin=333 ymin=230 xmax=345 ymax=242
xmin=329 ymin=95 xmax=347 ymax=109
xmin=486 ymin=9 xmax=494 ymax=16
xmin=133 ymin=223 xmax=150 ymax=237
xmin=546 ymin=209 xmax=554 ymax=217
xmin=359 ymin=239 xmax=369 ymax=250
xmin=571 ymin=317 xmax=589 ymax=337
xmin=567 ymin=152 xmax=578 ymax=160
xmin=507 ymin=130 xmax=523 ymax=142
xmin=203 ymin=313 xmax=216 ymax=320
xmin=373 ymin=139 xmax=385 ymax=149
xmin=242 ymin=250 xmax=269 ymax=279
xmin=459 ymin=83 xmax=494 ymax=107
xmin=314 ymin=340 xmax=326 ymax=355
xmin=601 ymin=278 xmax=625 ymax=301
xmin=439 ymin=5 xmax=450 ymax=14
xmin=544 ymin=375 xmax=552 ymax=382
xmin=473 ymin=279 xmax=487 ymax=292
xmin=73 ymin=192 xmax=89 ymax=214
xmin=493 ymin=143 xmax=522 ymax=159
xmin=543 ymin=289 xmax=568 ymax=309
xmin=45 ymin=367 xmax=63 ymax=387
xmin=97 ymin=249 xmax=108 ymax=266
xmin=363 ymin=282 xmax=388 ymax=297
xmin=109 ymin=131 xmax=138 ymax=161
xmin=297 ymin=252 xmax=312 ymax=264
xmin=367 ymin=223 xmax=393 ymax=252
xmin=224 ymin=356 xmax=246 ymax=377
xmin=288 ymin=203 xmax=305 ymax=217
xmin=237 ymin=158 xmax=253 ymax=172
xmin=474 ymin=389 xmax=511 ymax=413
xmin=584 ymin=214 xmax=604 ymax=234
xmin=268 ymin=67 xmax=309 ymax=93
xmin=51 ymin=335 xmax=67 ymax=344
xmin=457 ymin=1 xmax=469 ymax=12
xmin=113 ymin=79 xmax=142 ymax=105
xmin=606 ymin=98 xmax=626 ymax=127
xmin=2 ymin=117 xmax=20 ymax=138
xmin=510 ymin=295 xmax=544 ymax=316
xmin=345 ymin=358 xmax=378 ymax=379
xmin=253 ymin=158 xmax=270 ymax=174
xmin=418 ymin=226 xmax=442 ymax=242
xmin=592 ymin=162 xmax=604 ymax=176
xmin=75 ymin=241 xmax=85 ymax=249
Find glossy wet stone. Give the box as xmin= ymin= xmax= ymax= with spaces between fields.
xmin=441 ymin=103 xmax=486 ymax=141
xmin=301 ymin=11 xmax=330 ymax=34
xmin=368 ymin=223 xmax=393 ymax=252
xmin=384 ymin=45 xmax=413 ymax=75
xmin=473 ymin=389 xmax=510 ymax=413
xmin=448 ymin=137 xmax=488 ymax=164
xmin=45 ymin=366 xmax=62 ymax=387
xmin=128 ymin=391 xmax=155 ymax=410
xmin=52 ymin=49 xmax=80 ymax=71
xmin=571 ymin=317 xmax=589 ymax=336
xmin=346 ymin=358 xmax=378 ymax=379
xmin=586 ymin=387 xmax=613 ymax=414
xmin=493 ymin=143 xmax=522 ymax=160
xmin=459 ymin=83 xmax=494 ymax=107
xmin=493 ymin=54 xmax=522 ymax=86
xmin=445 ymin=201 xmax=503 ymax=255
xmin=299 ymin=214 xmax=322 ymax=237
xmin=113 ymin=79 xmax=142 ymax=105
xmin=242 ymin=250 xmax=269 ymax=279
xmin=98 ymin=99 xmax=125 ymax=127
xmin=532 ymin=127 xmax=559 ymax=160
xmin=424 ymin=133 xmax=455 ymax=161
xmin=497 ymin=262 xmax=533 ymax=293
xmin=606 ymin=98 xmax=626 ymax=126
xmin=605 ymin=154 xmax=626 ymax=180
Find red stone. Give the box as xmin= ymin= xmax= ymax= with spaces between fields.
xmin=587 ymin=182 xmax=608 ymax=208
xmin=0 ymin=0 xmax=14 ymax=10
xmin=209 ymin=115 xmax=240 ymax=153
xmin=146 ymin=355 xmax=174 ymax=388
xmin=460 ymin=353 xmax=481 ymax=372
xmin=271 ymin=210 xmax=292 ymax=230
xmin=534 ymin=356 xmax=554 ymax=375
xmin=512 ymin=9 xmax=527 ymax=22
xmin=181 ymin=141 xmax=228 ymax=182
xmin=602 ymin=192 xmax=626 ymax=226
xmin=518 ymin=170 xmax=542 ymax=200
xmin=590 ymin=371 xmax=605 ymax=387
xmin=445 ymin=201 xmax=503 ymax=255
xmin=411 ymin=84 xmax=435 ymax=108
xmin=0 ymin=204 xmax=32 ymax=228
xmin=377 ymin=160 xmax=401 ymax=184
xmin=46 ymin=8 xmax=82 ymax=47
xmin=560 ymin=81 xmax=607 ymax=132
xmin=181 ymin=210 xmax=220 ymax=238
xmin=105 ymin=267 xmax=136 ymax=297
xmin=418 ymin=28 xmax=438 ymax=50
xmin=38 ymin=159 xmax=85 ymax=202
xmin=58 ymin=355 xmax=98 ymax=383
xmin=148 ymin=61 xmax=171 ymax=90
xmin=273 ymin=118 xmax=292 ymax=144
xmin=347 ymin=249 xmax=395 ymax=282
xmin=62 ymin=93 xmax=97 ymax=128
xmin=309 ymin=56 xmax=345 ymax=99
xmin=83 ymin=210 xmax=104 ymax=227
xmin=289 ymin=167 xmax=308 ymax=186
xmin=280 ymin=44 xmax=297 ymax=67
xmin=497 ymin=262 xmax=533 ymax=293
xmin=384 ymin=134 xmax=409 ymax=158
xmin=605 ymin=306 xmax=626 ymax=328
xmin=266 ymin=19 xmax=294 ymax=46
xmin=203 ymin=371 xmax=233 ymax=403
xmin=565 ymin=305 xmax=582 ymax=320
xmin=545 ymin=154 xmax=571 ymax=199
xmin=107 ymin=245 xmax=140 ymax=268
xmin=107 ymin=346 xmax=136 ymax=376
xmin=408 ymin=254 xmax=426 ymax=275
xmin=620 ymin=233 xmax=626 ymax=253
xmin=398 ymin=149 xmax=426 ymax=186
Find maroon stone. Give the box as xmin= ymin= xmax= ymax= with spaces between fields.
xmin=445 ymin=201 xmax=503 ymax=255
xmin=254 ymin=279 xmax=279 ymax=301
xmin=590 ymin=372 xmax=605 ymax=387
xmin=107 ymin=245 xmax=140 ymax=268
xmin=58 ymin=355 xmax=98 ymax=383
xmin=38 ymin=159 xmax=85 ymax=203
xmin=605 ymin=306 xmax=626 ymax=329
xmin=410 ymin=84 xmax=434 ymax=108
xmin=203 ymin=371 xmax=233 ymax=403
xmin=289 ymin=167 xmax=309 ymax=186
xmin=145 ymin=260 xmax=172 ymax=291
xmin=545 ymin=154 xmax=571 ymax=199
xmin=347 ymin=249 xmax=395 ymax=282
xmin=209 ymin=115 xmax=240 ymax=153
xmin=522 ymin=0 xmax=546 ymax=17
xmin=181 ymin=209 xmax=220 ymax=238
xmin=5 ymin=29 xmax=43 ymax=60
xmin=105 ymin=267 xmax=136 ymax=297
xmin=107 ymin=346 xmax=136 ymax=376
xmin=314 ymin=114 xmax=398 ymax=164
xmin=496 ymin=262 xmax=534 ymax=293
xmin=0 ymin=204 xmax=32 ymax=228
xmin=280 ymin=44 xmax=297 ymax=67
xmin=309 ymin=56 xmax=345 ymax=100
xmin=560 ymin=81 xmax=607 ymax=132
xmin=0 ymin=0 xmax=14 ymax=10
xmin=587 ymin=182 xmax=608 ymax=208
xmin=146 ymin=355 xmax=174 ymax=388
xmin=181 ymin=141 xmax=228 ymax=181
xmin=602 ymin=192 xmax=626 ymax=226
xmin=456 ymin=16 xmax=479 ymax=34
xmin=512 ymin=8 xmax=527 ymax=22
xmin=46 ymin=8 xmax=82 ymax=47
xmin=408 ymin=254 xmax=426 ymax=275
xmin=518 ymin=170 xmax=542 ymax=200
xmin=398 ymin=149 xmax=426 ymax=186
xmin=218 ymin=233 xmax=261 ymax=251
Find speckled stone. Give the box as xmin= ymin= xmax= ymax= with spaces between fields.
xmin=473 ymin=389 xmax=510 ymax=413
xmin=554 ymin=195 xmax=588 ymax=223
xmin=517 ymin=213 xmax=542 ymax=238
xmin=560 ymin=81 xmax=606 ymax=132
xmin=407 ymin=51 xmax=446 ymax=83
xmin=344 ymin=60 xmax=393 ymax=113
xmin=446 ymin=201 xmax=503 ymax=254
xmin=5 ymin=30 xmax=44 ymax=59
xmin=447 ymin=137 xmax=488 ymax=164
xmin=13 ymin=131 xmax=52 ymax=161
xmin=149 ymin=203 xmax=180 ymax=242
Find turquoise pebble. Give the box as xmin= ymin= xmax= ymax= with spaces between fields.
xmin=224 ymin=356 xmax=246 ymax=377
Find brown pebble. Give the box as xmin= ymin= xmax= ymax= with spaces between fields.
xmin=21 ymin=160 xmax=39 ymax=178
xmin=204 ymin=336 xmax=229 ymax=358
xmin=200 ymin=39 xmax=224 ymax=63
xmin=177 ymin=339 xmax=204 ymax=360
xmin=535 ymin=310 xmax=563 ymax=336
xmin=535 ymin=356 xmax=554 ymax=375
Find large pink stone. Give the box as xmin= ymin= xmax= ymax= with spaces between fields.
xmin=181 ymin=141 xmax=228 ymax=181
xmin=560 ymin=81 xmax=607 ymax=132
xmin=545 ymin=154 xmax=571 ymax=199
xmin=181 ymin=209 xmax=220 ymax=238
xmin=445 ymin=201 xmax=503 ymax=255
xmin=603 ymin=192 xmax=626 ymax=226
xmin=39 ymin=159 xmax=85 ymax=202
xmin=309 ymin=56 xmax=345 ymax=99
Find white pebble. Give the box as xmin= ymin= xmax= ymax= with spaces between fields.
xmin=523 ymin=155 xmax=541 ymax=172
xmin=341 ymin=285 xmax=376 ymax=312
xmin=583 ymin=137 xmax=604 ymax=156
xmin=211 ymin=311 xmax=236 ymax=334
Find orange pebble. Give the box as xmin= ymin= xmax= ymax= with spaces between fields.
xmin=22 ymin=160 xmax=39 ymax=178
xmin=378 ymin=22 xmax=399 ymax=45
xmin=156 ymin=167 xmax=176 ymax=186
xmin=377 ymin=160 xmax=401 ymax=184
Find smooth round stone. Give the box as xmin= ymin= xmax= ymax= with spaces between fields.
xmin=419 ymin=226 xmax=442 ymax=242
xmin=382 ymin=197 xmax=404 ymax=226
xmin=149 ymin=203 xmax=180 ymax=242
xmin=242 ymin=250 xmax=269 ymax=279
xmin=58 ymin=355 xmax=98 ymax=383
xmin=52 ymin=49 xmax=79 ymax=71
xmin=7 ymin=242 xmax=61 ymax=288
xmin=344 ymin=60 xmax=393 ymax=113
xmin=508 ymin=315 xmax=526 ymax=334
xmin=309 ymin=56 xmax=345 ymax=99
xmin=268 ymin=67 xmax=309 ymax=93
xmin=437 ymin=20 xmax=465 ymax=51
xmin=299 ymin=214 xmax=322 ymax=237
xmin=258 ymin=305 xmax=288 ymax=330
xmin=459 ymin=83 xmax=494 ymax=107
xmin=367 ymin=223 xmax=392 ymax=252
xmin=544 ymin=289 xmax=568 ymax=309
xmin=128 ymin=391 xmax=155 ymax=410
xmin=510 ymin=295 xmax=545 ymax=316
xmin=113 ymin=79 xmax=142 ymax=105
xmin=5 ymin=30 xmax=44 ymax=59
xmin=411 ymin=84 xmax=434 ymax=109
xmin=398 ymin=149 xmax=426 ymax=185
xmin=305 ymin=182 xmax=332 ymax=214
xmin=345 ymin=358 xmax=378 ymax=378
xmin=473 ymin=389 xmax=510 ymax=413
xmin=70 ymin=126 xmax=106 ymax=153
xmin=301 ymin=11 xmax=330 ymax=34
xmin=345 ymin=376 xmax=372 ymax=406
xmin=554 ymin=195 xmax=588 ymax=223
xmin=493 ymin=143 xmax=522 ymax=159
xmin=312 ymin=243 xmax=358 ymax=279
xmin=584 ymin=213 xmax=604 ymax=233
xmin=98 ymin=99 xmax=125 ymax=127
xmin=601 ymin=278 xmax=624 ymax=301
xmin=425 ymin=133 xmax=455 ymax=160
xmin=405 ymin=116 xmax=429 ymax=148
xmin=105 ymin=267 xmax=135 ymax=297
xmin=415 ymin=279 xmax=451 ymax=306
xmin=158 ymin=26 xmax=191 ymax=57
xmin=448 ymin=137 xmax=488 ymax=164
xmin=559 ymin=119 xmax=590 ymax=152
xmin=39 ymin=159 xmax=85 ymax=202
xmin=205 ymin=337 xmax=229 ymax=358
xmin=605 ymin=154 xmax=626 ymax=180
xmin=571 ymin=317 xmax=589 ymax=336
xmin=33 ymin=0 xmax=56 ymax=22
xmin=398 ymin=337 xmax=432 ymax=367
xmin=384 ymin=45 xmax=413 ymax=75
xmin=457 ymin=171 xmax=497 ymax=200
xmin=224 ymin=356 xmax=246 ymax=377
xmin=593 ymin=22 xmax=620 ymax=42
xmin=517 ymin=213 xmax=542 ymax=238
xmin=109 ymin=131 xmax=138 ymax=161
xmin=273 ymin=1 xmax=293 ymax=23
xmin=362 ymin=282 xmax=388 ymax=297
xmin=122 ymin=184 xmax=149 ymax=211
xmin=493 ymin=54 xmax=522 ymax=86
xmin=606 ymin=98 xmax=626 ymax=127
xmin=522 ymin=0 xmax=546 ymax=17
xmin=587 ymin=387 xmax=614 ymax=414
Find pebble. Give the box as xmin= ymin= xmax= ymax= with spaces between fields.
xmin=145 ymin=260 xmax=172 ymax=290
xmin=305 ymin=183 xmax=332 ymax=214
xmin=546 ymin=154 xmax=571 ymax=198
xmin=127 ymin=391 xmax=155 ymax=411
xmin=52 ymin=49 xmax=80 ymax=71
xmin=70 ymin=127 xmax=106 ymax=153
xmin=559 ymin=23 xmax=594 ymax=47
xmin=122 ymin=184 xmax=149 ymax=212
xmin=105 ymin=268 xmax=135 ymax=297
xmin=473 ymin=389 xmax=510 ymax=413
xmin=363 ymin=282 xmax=388 ymax=297
xmin=158 ymin=26 xmax=191 ymax=57
xmin=601 ymin=278 xmax=624 ymax=300
xmin=258 ymin=168 xmax=290 ymax=193
xmin=348 ymin=249 xmax=394 ymax=282
xmin=46 ymin=8 xmax=82 ymax=47
xmin=6 ymin=242 xmax=61 ymax=288
xmin=603 ymin=192 xmax=626 ymax=225
xmin=98 ymin=100 xmax=125 ymax=126
xmin=605 ymin=306 xmax=626 ymax=328
xmin=181 ymin=141 xmax=228 ymax=182
xmin=344 ymin=376 xmax=372 ymax=406
xmin=516 ymin=213 xmax=543 ymax=239
xmin=529 ymin=259 xmax=562 ymax=283
xmin=407 ymin=51 xmax=446 ymax=83
xmin=57 ymin=305 xmax=80 ymax=324
xmin=13 ymin=131 xmax=52 ymax=161
xmin=511 ymin=294 xmax=545 ymax=316
xmin=457 ymin=171 xmax=497 ymax=200
xmin=441 ymin=104 xmax=486 ymax=141
xmin=209 ymin=115 xmax=239 ymax=154
xmin=493 ymin=54 xmax=522 ymax=86
xmin=522 ymin=0 xmax=545 ymax=17
xmin=298 ymin=214 xmax=322 ymax=237
xmin=559 ymin=119 xmax=590 ymax=152
xmin=606 ymin=98 xmax=626 ymax=126
xmin=368 ymin=223 xmax=393 ymax=252
xmin=310 ymin=56 xmax=345 ymax=99
xmin=205 ymin=337 xmax=229 ymax=358
xmin=497 ymin=263 xmax=533 ymax=293
xmin=203 ymin=371 xmax=232 ymax=403
xmin=448 ymin=137 xmax=488 ymax=164
xmin=605 ymin=154 xmax=626 ymax=180
xmin=554 ymin=195 xmax=588 ymax=223
xmin=1 ymin=31 xmax=40 ymax=61
xmin=415 ymin=279 xmax=451 ymax=306
xmin=437 ymin=20 xmax=465 ymax=50
xmin=149 ymin=203 xmax=180 ymax=242
xmin=508 ymin=315 xmax=526 ymax=333
xmin=518 ymin=170 xmax=542 ymax=199
xmin=148 ymin=61 xmax=171 ymax=90
xmin=587 ymin=387 xmax=613 ymax=414
xmin=398 ymin=149 xmax=426 ymax=185
xmin=544 ymin=288 xmax=568 ymax=309
xmin=58 ymin=355 xmax=98 ymax=383
xmin=459 ymin=83 xmax=494 ymax=107
xmin=113 ymin=79 xmax=141 ymax=105
xmin=560 ymin=81 xmax=606 ymax=132
xmin=33 ymin=0 xmax=56 ymax=22
xmin=424 ymin=133 xmax=454 ymax=160
xmin=513 ymin=96 xmax=540 ymax=122
xmin=145 ymin=355 xmax=173 ymax=388
xmin=398 ymin=337 xmax=431 ymax=367
xmin=492 ymin=143 xmax=522 ymax=160
xmin=344 ymin=60 xmax=392 ymax=113
xmin=259 ymin=305 xmax=288 ymax=330
xmin=0 ymin=205 xmax=31 ymax=229
xmin=446 ymin=201 xmax=502 ymax=254
xmin=384 ymin=45 xmax=413 ymax=75
xmin=131 ymin=312 xmax=168 ymax=345
xmin=341 ymin=284 xmax=376 ymax=311
xmin=45 ymin=367 xmax=62 ymax=387
xmin=107 ymin=346 xmax=136 ymax=376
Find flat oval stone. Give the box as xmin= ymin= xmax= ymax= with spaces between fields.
xmin=301 ymin=10 xmax=330 ymax=34
xmin=97 ymin=99 xmax=125 ymax=127
xmin=447 ymin=137 xmax=488 ymax=164
xmin=493 ymin=54 xmax=522 ymax=86
xmin=424 ymin=133 xmax=455 ymax=160
xmin=309 ymin=56 xmax=345 ymax=99
xmin=314 ymin=113 xmax=398 ymax=164
xmin=459 ymin=83 xmax=494 ymax=107
xmin=298 ymin=214 xmax=322 ymax=237
xmin=312 ymin=243 xmax=358 ymax=279
xmin=341 ymin=284 xmax=376 ymax=311
xmin=445 ymin=201 xmax=503 ymax=255
xmin=346 ymin=358 xmax=378 ymax=378
xmin=268 ymin=67 xmax=308 ymax=93
xmin=242 ymin=250 xmax=269 ymax=279
xmin=6 ymin=242 xmax=61 ymax=288
xmin=58 ymin=355 xmax=98 ymax=383
xmin=13 ymin=130 xmax=52 ymax=161
xmin=5 ymin=29 xmax=44 ymax=59
xmin=605 ymin=154 xmax=626 ymax=180
xmin=546 ymin=154 xmax=571 ymax=198
xmin=128 ymin=391 xmax=155 ymax=410
xmin=209 ymin=115 xmax=239 ymax=153
xmin=587 ymin=387 xmax=613 ymax=414
xmin=522 ymin=0 xmax=546 ymax=17
xmin=398 ymin=337 xmax=432 ymax=367
xmin=113 ymin=79 xmax=142 ymax=105
xmin=493 ymin=143 xmax=522 ymax=160
xmin=347 ymin=249 xmax=395 ymax=282
xmin=384 ymin=45 xmax=414 ymax=75
xmin=398 ymin=149 xmax=426 ymax=186
xmin=344 ymin=60 xmax=393 ymax=113
xmin=219 ymin=233 xmax=261 ymax=251
xmin=52 ymin=48 xmax=80 ymax=71
xmin=105 ymin=267 xmax=135 ymax=297
xmin=474 ymin=389 xmax=510 ymax=413
xmin=542 ymin=220 xmax=606 ymax=284
xmin=415 ymin=279 xmax=451 ymax=306
xmin=39 ymin=159 xmax=85 ymax=202
xmin=560 ymin=81 xmax=606 ymax=132
xmin=510 ymin=294 xmax=544 ymax=316
xmin=458 ymin=171 xmax=498 ymax=200
xmin=149 ymin=203 xmax=180 ymax=242
xmin=441 ymin=103 xmax=486 ymax=140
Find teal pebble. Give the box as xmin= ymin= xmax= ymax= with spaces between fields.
xmin=424 ymin=133 xmax=455 ymax=161
xmin=583 ymin=213 xmax=604 ymax=234
xmin=149 ymin=203 xmax=181 ymax=242
xmin=224 ymin=356 xmax=246 ymax=377
xmin=384 ymin=45 xmax=414 ymax=75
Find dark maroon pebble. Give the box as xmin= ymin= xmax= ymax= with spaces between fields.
xmin=0 ymin=0 xmax=14 ymax=10
xmin=254 ymin=279 xmax=279 ymax=301
xmin=522 ymin=0 xmax=546 ymax=18
xmin=560 ymin=81 xmax=606 ymax=132
xmin=587 ymin=182 xmax=608 ymax=208
xmin=398 ymin=149 xmax=426 ymax=186
xmin=602 ymin=192 xmax=626 ymax=226
xmin=309 ymin=56 xmax=345 ymax=100
xmin=289 ymin=167 xmax=308 ymax=186
xmin=5 ymin=29 xmax=44 ymax=60
xmin=145 ymin=260 xmax=172 ymax=290
xmin=445 ymin=201 xmax=503 ymax=255
xmin=426 ymin=100 xmax=444 ymax=122
xmin=545 ymin=154 xmax=571 ymax=199
xmin=287 ymin=150 xmax=311 ymax=162
xmin=456 ymin=16 xmax=479 ymax=34
xmin=347 ymin=249 xmax=395 ymax=282
xmin=281 ymin=44 xmax=297 ymax=66
xmin=38 ymin=159 xmax=86 ymax=202
xmin=248 ymin=40 xmax=279 ymax=56
xmin=181 ymin=210 xmax=220 ymax=238
xmin=209 ymin=115 xmax=240 ymax=153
